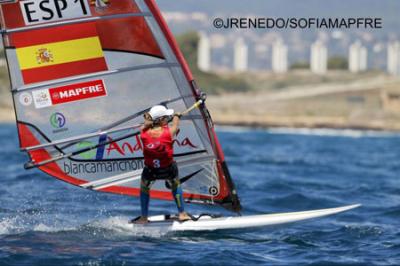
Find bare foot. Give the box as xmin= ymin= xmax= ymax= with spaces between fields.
xmin=133 ymin=216 xmax=149 ymax=224
xmin=178 ymin=212 xmax=191 ymax=221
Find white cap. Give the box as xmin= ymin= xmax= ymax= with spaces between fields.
xmin=148 ymin=105 xmax=174 ymax=120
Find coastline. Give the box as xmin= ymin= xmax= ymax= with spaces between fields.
xmin=211 ymin=114 xmax=400 ymax=132
xmin=0 ymin=105 xmax=399 ymax=132
xmin=0 ymin=108 xmax=15 ymax=124
xmin=2 ymin=71 xmax=399 ymax=132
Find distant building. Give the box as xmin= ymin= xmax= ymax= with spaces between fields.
xmin=349 ymin=41 xmax=368 ymax=73
xmin=387 ymin=42 xmax=400 ymax=76
xmin=197 ymin=33 xmax=211 ymax=72
xmin=234 ymin=38 xmax=248 ymax=72
xmin=310 ymin=41 xmax=327 ymax=74
xmin=272 ymin=40 xmax=288 ymax=74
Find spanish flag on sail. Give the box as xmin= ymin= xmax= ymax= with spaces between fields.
xmin=11 ymin=23 xmax=108 ymax=84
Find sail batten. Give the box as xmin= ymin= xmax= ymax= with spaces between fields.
xmin=13 ymin=62 xmax=180 ymax=92
xmin=1 ymin=0 xmax=242 ymax=212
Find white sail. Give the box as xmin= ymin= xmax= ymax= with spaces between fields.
xmin=0 ymin=0 xmax=241 ymax=212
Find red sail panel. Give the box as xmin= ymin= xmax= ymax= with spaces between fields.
xmin=5 ymin=10 xmax=163 ymax=59
xmin=96 ymin=17 xmax=163 ymax=58
xmin=0 ymin=2 xmax=25 ymax=29
xmin=89 ymin=0 xmax=140 ymax=16
xmin=18 ymin=123 xmax=86 ymax=186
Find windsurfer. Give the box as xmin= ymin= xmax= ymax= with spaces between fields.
xmin=134 ymin=105 xmax=191 ymax=224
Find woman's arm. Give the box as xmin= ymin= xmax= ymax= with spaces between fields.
xmin=170 ymin=113 xmax=181 ymax=136
xmin=141 ymin=112 xmax=153 ymax=131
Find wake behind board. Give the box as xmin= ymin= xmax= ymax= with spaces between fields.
xmin=131 ymin=204 xmax=360 ymax=232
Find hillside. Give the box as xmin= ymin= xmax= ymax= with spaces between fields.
xmin=0 ymin=31 xmax=400 ymax=131
xmin=206 ymin=72 xmax=400 ymax=131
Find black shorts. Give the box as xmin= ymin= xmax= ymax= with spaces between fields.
xmin=141 ymin=162 xmax=178 ymax=182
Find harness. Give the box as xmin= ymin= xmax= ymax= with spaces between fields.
xmin=142 ymin=162 xmax=178 ymax=181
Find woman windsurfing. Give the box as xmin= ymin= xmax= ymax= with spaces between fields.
xmin=134 ymin=105 xmax=191 ymax=224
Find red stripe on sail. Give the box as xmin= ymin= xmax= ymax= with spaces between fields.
xmin=11 ymin=23 xmax=99 ymax=48
xmin=21 ymin=57 xmax=107 ymax=84
xmin=18 ymin=123 xmax=86 ymax=186
xmin=100 ymin=186 xmax=227 ymax=202
xmin=17 ymin=122 xmax=224 ymax=203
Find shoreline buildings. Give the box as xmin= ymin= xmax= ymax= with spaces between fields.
xmin=197 ymin=33 xmax=211 ymax=72
xmin=387 ymin=42 xmax=400 ymax=76
xmin=272 ymin=40 xmax=288 ymax=74
xmin=233 ymin=38 xmax=248 ymax=72
xmin=349 ymin=41 xmax=368 ymax=73
xmin=310 ymin=41 xmax=328 ymax=74
xmin=193 ymin=31 xmax=399 ymax=76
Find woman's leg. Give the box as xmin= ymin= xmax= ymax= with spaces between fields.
xmin=169 ymin=178 xmax=191 ymax=221
xmin=170 ymin=178 xmax=185 ymax=214
xmin=140 ymin=178 xmax=152 ymax=218
xmin=167 ymin=163 xmax=187 ymax=217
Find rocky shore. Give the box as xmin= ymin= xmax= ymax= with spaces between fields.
xmin=0 ymin=108 xmax=15 ymax=123
xmin=206 ymin=73 xmax=400 ymax=132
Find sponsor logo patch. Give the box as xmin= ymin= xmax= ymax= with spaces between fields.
xmin=32 ymin=80 xmax=107 ymax=109
xmin=50 ymin=112 xmax=66 ymax=129
xmin=77 ymin=141 xmax=97 ymax=159
xmin=19 ymin=92 xmax=33 ymax=106
xmin=50 ymin=79 xmax=107 ymax=105
xmin=32 ymin=89 xmax=52 ymax=109
xmin=50 ymin=112 xmax=68 ymax=134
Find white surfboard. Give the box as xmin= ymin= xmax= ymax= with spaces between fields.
xmin=131 ymin=204 xmax=360 ymax=232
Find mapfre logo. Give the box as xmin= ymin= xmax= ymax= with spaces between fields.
xmin=32 ymin=80 xmax=107 ymax=109
xmin=50 ymin=79 xmax=107 ymax=105
xmin=19 ymin=0 xmax=91 ymax=25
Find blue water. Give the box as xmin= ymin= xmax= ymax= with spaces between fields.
xmin=1 ymin=124 xmax=399 ymax=266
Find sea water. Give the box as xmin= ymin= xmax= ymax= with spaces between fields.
xmin=0 ymin=124 xmax=399 ymax=265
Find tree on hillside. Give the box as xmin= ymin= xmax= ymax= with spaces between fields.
xmin=290 ymin=61 xmax=310 ymax=70
xmin=328 ymin=56 xmax=348 ymax=70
